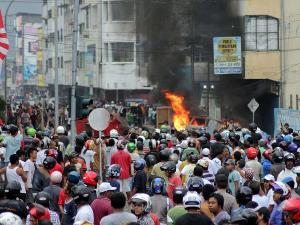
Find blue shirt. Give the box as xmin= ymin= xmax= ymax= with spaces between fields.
xmin=270 ymin=201 xmax=284 ymax=225
xmin=3 ymin=134 xmax=22 ymax=162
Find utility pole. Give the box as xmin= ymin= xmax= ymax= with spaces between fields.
xmin=71 ymin=0 xmax=80 ymax=147
xmin=4 ymin=0 xmax=15 ymax=122
xmin=54 ymin=0 xmax=59 ymax=129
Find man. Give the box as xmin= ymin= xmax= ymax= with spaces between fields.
xmin=175 ymin=192 xmax=213 ymax=225
xmin=43 ymin=171 xmax=63 ymax=216
xmin=111 ymin=140 xmax=132 ymax=200
xmin=208 ymin=193 xmax=231 ymax=225
xmin=263 ymin=174 xmax=276 ymax=210
xmin=210 ymin=143 xmax=224 ymax=175
xmin=91 ymin=182 xmax=115 ymax=225
xmin=167 ymin=187 xmax=187 ymax=225
xmin=1 ymin=125 xmax=22 ymax=166
xmin=57 ymin=126 xmax=69 ymax=148
xmin=73 ymin=185 xmax=94 ymax=224
xmin=197 ymin=158 xmax=215 ymax=184
xmin=181 ymin=154 xmax=198 ymax=185
xmin=100 ymin=192 xmax=137 ymax=225
xmin=225 ymin=159 xmax=240 ymax=196
xmin=245 ymin=147 xmax=262 ymax=182
xmin=152 ymin=149 xmax=169 ymax=182
xmin=215 ymin=174 xmax=238 ymax=215
xmin=248 ymin=180 xmax=268 ymax=208
xmin=24 ymin=147 xmax=37 ymax=203
xmin=277 ymin=153 xmax=297 ymax=187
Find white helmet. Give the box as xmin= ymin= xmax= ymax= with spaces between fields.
xmin=0 ymin=212 xmax=22 ymax=225
xmin=51 ymin=171 xmax=63 ymax=184
xmin=183 ymin=192 xmax=202 ymax=209
xmin=131 ymin=193 xmax=152 ymax=213
xmin=56 ymin=126 xmax=65 ymax=134
xmin=180 ymin=140 xmax=188 ymax=149
xmin=110 ymin=129 xmax=119 ymax=138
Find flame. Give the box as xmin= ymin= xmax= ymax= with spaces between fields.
xmin=164 ymin=91 xmax=190 ymax=131
xmin=192 ymin=120 xmax=200 ymax=126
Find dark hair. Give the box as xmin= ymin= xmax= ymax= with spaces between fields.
xmin=257 ymin=207 xmax=270 ymax=223
xmin=248 ymin=181 xmax=260 ymax=195
xmin=209 ymin=193 xmax=224 ymax=208
xmin=210 ymin=143 xmax=224 ymax=158
xmin=9 ymin=154 xmax=19 ymax=165
xmin=233 ymin=151 xmax=242 ymax=161
xmin=215 ymin=174 xmax=228 ymax=189
xmin=38 ymin=221 xmax=53 ymax=225
xmin=29 ymin=148 xmax=38 ymax=156
xmin=245 ymin=201 xmax=258 ymax=209
xmin=202 ymin=184 xmax=215 ymax=201
xmin=193 ymin=165 xmax=203 ymax=177
xmin=16 ymin=150 xmax=25 ymax=157
xmin=107 ymin=139 xmax=115 ymax=147
xmin=111 ymin=192 xmax=126 ymax=209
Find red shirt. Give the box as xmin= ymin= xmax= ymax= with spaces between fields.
xmin=58 ymin=190 xmax=70 ymax=206
xmin=91 ymin=196 xmax=113 ymax=225
xmin=111 ymin=150 xmax=131 ymax=179
xmin=49 ymin=162 xmax=63 ymax=175
xmin=167 ymin=176 xmax=182 ymax=202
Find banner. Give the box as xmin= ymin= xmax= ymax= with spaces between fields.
xmin=274 ymin=108 xmax=300 ymax=136
xmin=213 ymin=36 xmax=242 ymax=75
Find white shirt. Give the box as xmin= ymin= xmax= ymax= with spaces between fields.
xmin=74 ymin=205 xmax=94 ymax=223
xmin=252 ymin=194 xmax=269 ymax=208
xmin=24 ymin=159 xmax=35 ymax=188
xmin=36 ymin=149 xmax=47 ymax=165
xmin=267 ymin=188 xmax=275 ymax=206
xmin=277 ymin=168 xmax=297 ymax=188
xmin=210 ymin=158 xmax=222 ymax=175
xmin=6 ymin=166 xmax=26 ymax=193
xmin=80 ymin=148 xmax=95 ymax=171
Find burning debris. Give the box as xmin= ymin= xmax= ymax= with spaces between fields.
xmin=164 ymin=91 xmax=190 ymax=131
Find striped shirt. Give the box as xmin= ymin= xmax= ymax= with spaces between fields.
xmin=203 ymin=170 xmax=215 ymax=184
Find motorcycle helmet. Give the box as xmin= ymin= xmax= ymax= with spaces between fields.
xmin=71 ymin=185 xmax=91 ymax=205
xmin=127 ymin=142 xmax=136 ymax=153
xmin=271 ymin=181 xmax=289 ymax=198
xmin=160 ymin=161 xmax=176 ymax=174
xmin=84 ymin=140 xmax=95 ymax=150
xmin=107 ymin=164 xmax=121 ymax=178
xmin=150 ymin=177 xmax=166 ymax=194
xmin=273 ymin=147 xmax=284 ymax=163
xmin=283 ymin=198 xmax=300 ymax=223
xmin=236 ymin=186 xmax=253 ymax=206
xmin=144 ymin=153 xmax=158 ymax=167
xmin=131 ymin=193 xmax=152 ymax=213
xmin=173 ymin=187 xmax=187 ymax=204
xmin=56 ymin=126 xmax=65 ymax=135
xmin=159 ymin=149 xmax=170 ymax=161
xmin=83 ymin=171 xmax=99 ymax=186
xmin=134 ymin=158 xmax=146 ymax=171
xmin=27 ymin=127 xmax=36 ymax=138
xmin=246 ymin=147 xmax=258 ymax=159
xmin=231 ymin=208 xmax=257 ymax=225
xmin=249 ymin=123 xmax=258 ymax=132
xmin=67 ymin=171 xmax=81 ymax=184
xmin=5 ymin=181 xmax=21 ymax=199
xmin=34 ymin=192 xmax=51 ymax=207
xmin=43 ymin=156 xmax=56 ymax=170
xmin=109 ymin=129 xmax=119 ymax=138
xmin=0 ymin=212 xmax=22 ymax=225
xmin=183 ymin=192 xmax=201 ymax=209
xmin=288 ymin=143 xmax=298 ymax=153
xmin=187 ymin=176 xmax=204 ymax=193
xmin=188 ymin=154 xmax=198 ymax=163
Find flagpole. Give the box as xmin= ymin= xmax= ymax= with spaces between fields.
xmin=4 ymin=0 xmax=15 ymax=123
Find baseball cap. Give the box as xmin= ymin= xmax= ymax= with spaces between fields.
xmin=98 ymin=182 xmax=116 ymax=193
xmin=263 ymin=174 xmax=275 ymax=181
xmin=202 ymin=148 xmax=210 ymax=156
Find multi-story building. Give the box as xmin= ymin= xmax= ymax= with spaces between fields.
xmin=14 ymin=13 xmax=42 ymax=95
xmin=42 ymin=0 xmax=151 ymax=102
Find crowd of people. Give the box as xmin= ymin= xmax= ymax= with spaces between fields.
xmin=0 ymin=114 xmax=300 ymax=225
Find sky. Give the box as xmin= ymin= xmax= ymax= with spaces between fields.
xmin=0 ymin=1 xmax=42 ymax=16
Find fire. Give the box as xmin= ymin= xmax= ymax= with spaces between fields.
xmin=164 ymin=91 xmax=190 ymax=131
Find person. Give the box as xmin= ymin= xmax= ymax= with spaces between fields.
xmin=43 ymin=171 xmax=63 ymax=215
xmin=256 ymin=207 xmax=270 ymax=225
xmin=100 ymin=192 xmax=137 ymax=225
xmin=57 ymin=126 xmax=69 ymax=148
xmin=144 ymin=153 xmax=158 ymax=188
xmin=107 ymin=164 xmax=121 ymax=191
xmin=0 ymin=181 xmax=28 ymax=221
xmin=210 ymin=143 xmax=224 ymax=175
xmin=231 ymin=186 xmax=253 ymax=218
xmin=1 ymin=125 xmax=22 ymax=166
xmin=0 ymin=154 xmax=27 ymax=201
xmin=72 ymin=185 xmax=94 ymax=224
xmin=152 ymin=149 xmax=169 ymax=183
xmin=80 ymin=140 xmax=95 ymax=171
xmin=111 ymin=140 xmax=132 ymax=200
xmin=91 ymin=182 xmax=115 ymax=225
xmin=131 ymin=193 xmax=155 ymax=225
xmin=132 ymin=158 xmax=147 ymax=196
xmin=161 ymin=161 xmax=182 ymax=202
xmin=283 ymin=198 xmax=300 ymax=225
xmin=245 ymin=147 xmax=262 ymax=181
xmin=262 ymin=149 xmax=273 ymax=176
xmin=28 ymin=204 xmax=51 ymax=225
xmin=292 ymin=166 xmax=300 ymax=197
xmin=247 ymin=181 xmax=267 ymax=209
xmin=269 ymin=181 xmax=289 ymax=225
xmin=208 ymin=193 xmax=231 ymax=225
xmin=82 ymin=171 xmax=99 ymax=201
xmin=150 ymin=177 xmax=172 ymax=225
xmin=24 ymin=147 xmax=37 ymax=203
xmin=26 ymin=191 xmax=61 ymax=225
xmin=215 ymin=174 xmax=238 ymax=215
xmin=167 ymin=187 xmax=187 ymax=225
xmin=262 ymin=174 xmax=276 ymax=210
xmin=277 ymin=153 xmax=297 ymax=187
xmin=181 ymin=154 xmax=198 ymax=185
xmin=201 ymin=184 xmax=215 ymax=219
xmin=174 ymin=192 xmax=213 ymax=225
xmin=270 ymin=147 xmax=285 ymax=180
xmin=197 ymin=158 xmax=215 ymax=184
xmin=231 ymin=208 xmax=258 ymax=225
xmin=225 ymin=159 xmax=240 ymax=196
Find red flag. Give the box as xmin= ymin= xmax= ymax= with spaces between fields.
xmin=0 ymin=10 xmax=9 ymax=61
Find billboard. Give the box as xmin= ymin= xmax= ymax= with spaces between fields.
xmin=274 ymin=108 xmax=300 ymax=136
xmin=213 ymin=36 xmax=242 ymax=75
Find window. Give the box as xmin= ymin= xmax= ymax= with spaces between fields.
xmin=87 ymin=44 xmax=96 ymax=64
xmin=104 ymin=43 xmax=109 ymax=62
xmin=57 ymin=57 xmax=60 ymax=68
xmin=60 ymin=28 xmax=63 ymax=41
xmin=111 ymin=1 xmax=134 ymax=21
xmin=92 ymin=5 xmax=98 ymax=28
xmin=48 ymin=10 xmax=52 ymax=18
xmin=111 ymin=42 xmax=134 ymax=62
xmin=103 ymin=2 xmax=108 ymax=21
xmin=78 ymin=52 xmax=85 ymax=68
xmin=79 ymin=24 xmax=85 ymax=35
xmin=245 ymin=16 xmax=279 ymax=51
xmin=86 ymin=7 xmax=90 ymax=29
xmin=48 ymin=58 xmax=53 ymax=68
xmin=61 ymin=57 xmax=64 ymax=68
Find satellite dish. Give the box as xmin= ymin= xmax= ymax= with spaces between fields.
xmin=88 ymin=108 xmax=110 ymax=131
